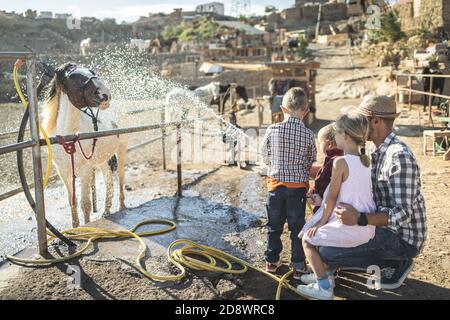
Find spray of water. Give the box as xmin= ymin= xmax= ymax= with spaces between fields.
xmin=85 ymin=48 xmax=260 ymax=161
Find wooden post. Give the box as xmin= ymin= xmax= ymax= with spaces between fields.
xmin=257 ymin=99 xmax=263 ymax=128
xmin=27 ymin=58 xmax=47 ymax=256
xmin=161 ymin=104 xmax=167 ymax=170
xmin=429 ymin=76 xmax=434 ymax=127
xmin=176 ymin=123 xmax=182 ymax=197
xmin=408 ymin=75 xmax=412 ymax=111
xmin=395 ymin=75 xmax=398 ymax=105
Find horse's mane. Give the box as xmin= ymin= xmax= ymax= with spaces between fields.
xmin=42 ymin=63 xmax=76 ymax=133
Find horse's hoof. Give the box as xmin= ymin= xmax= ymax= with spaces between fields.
xmin=102 ymin=211 xmax=110 ymax=218
xmin=119 ymin=205 xmax=127 ymax=211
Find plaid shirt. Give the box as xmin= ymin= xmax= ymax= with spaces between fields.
xmin=261 ymin=116 xmax=316 ymax=183
xmin=371 ymin=132 xmax=427 ymax=252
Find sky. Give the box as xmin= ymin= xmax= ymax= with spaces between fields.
xmin=0 ymin=0 xmax=297 ymax=22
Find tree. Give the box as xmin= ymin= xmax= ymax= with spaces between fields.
xmin=371 ymin=9 xmax=405 ymax=43
xmin=265 ymin=5 xmax=277 ymax=14
xmin=24 ymin=9 xmax=37 ymax=19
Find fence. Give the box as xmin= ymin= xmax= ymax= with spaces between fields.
xmin=0 ymin=51 xmax=193 ymax=255
xmin=395 ymin=72 xmax=450 ymax=127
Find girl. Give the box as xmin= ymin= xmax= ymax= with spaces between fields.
xmin=297 ymin=110 xmax=376 ymax=300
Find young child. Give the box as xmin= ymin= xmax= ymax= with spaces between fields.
xmin=297 ymin=110 xmax=376 ymax=300
xmin=309 ymin=123 xmax=343 ymax=213
xmin=261 ymin=87 xmax=317 ymax=279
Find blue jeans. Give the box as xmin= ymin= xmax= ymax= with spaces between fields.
xmin=265 ymin=187 xmax=307 ymax=267
xmin=319 ymin=227 xmax=419 ymax=271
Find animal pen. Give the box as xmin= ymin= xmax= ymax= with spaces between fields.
xmin=0 ymin=51 xmax=193 ymax=256
xmin=395 ymin=72 xmax=450 ymax=160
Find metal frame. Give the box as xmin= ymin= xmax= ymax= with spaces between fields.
xmin=0 ymin=52 xmax=190 ymax=256
xmin=395 ymin=72 xmax=450 ymax=127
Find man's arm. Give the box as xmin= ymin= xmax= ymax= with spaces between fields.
xmin=333 ymin=205 xmax=388 ymax=226
xmin=334 ymin=151 xmax=417 ymax=229
xmin=379 ymin=152 xmax=418 ymax=232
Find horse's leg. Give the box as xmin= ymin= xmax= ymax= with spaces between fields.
xmin=423 ymin=94 xmax=428 ymax=112
xmin=60 ymin=170 xmax=79 ymax=228
xmin=80 ymin=170 xmax=92 ymax=224
xmin=117 ymin=143 xmax=128 ymax=211
xmin=99 ymin=162 xmax=113 ymax=217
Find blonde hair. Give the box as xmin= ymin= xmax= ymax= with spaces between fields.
xmin=282 ymin=87 xmax=308 ymax=111
xmin=318 ymin=123 xmax=336 ymax=145
xmin=335 ymin=111 xmax=371 ymax=167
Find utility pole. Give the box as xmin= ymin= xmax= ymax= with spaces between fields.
xmin=315 ymin=3 xmax=322 ymax=41
xmin=231 ymin=0 xmax=251 ymax=18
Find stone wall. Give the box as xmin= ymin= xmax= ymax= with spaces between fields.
xmin=283 ymin=7 xmax=302 ymax=28
xmin=322 ymin=3 xmax=348 ymax=22
xmin=301 ymin=5 xmax=320 ymax=24
xmin=396 ymin=0 xmax=450 ymax=33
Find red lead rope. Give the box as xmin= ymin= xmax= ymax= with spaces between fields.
xmin=57 ymin=134 xmax=97 ymax=206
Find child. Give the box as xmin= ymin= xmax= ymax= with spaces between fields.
xmin=261 ymin=87 xmax=317 ymax=280
xmin=297 ymin=110 xmax=376 ymax=300
xmin=309 ymin=123 xmax=343 ymax=213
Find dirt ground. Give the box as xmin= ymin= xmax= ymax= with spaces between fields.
xmin=0 ymin=44 xmax=449 ymax=300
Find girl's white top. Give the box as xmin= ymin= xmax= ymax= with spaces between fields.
xmin=300 ymin=155 xmax=377 ymax=248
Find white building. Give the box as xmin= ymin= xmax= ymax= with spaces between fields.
xmin=54 ymin=13 xmax=71 ymax=20
xmin=37 ymin=11 xmax=53 ymax=19
xmin=195 ymin=2 xmax=225 ymax=16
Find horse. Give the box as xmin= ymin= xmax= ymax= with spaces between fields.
xmin=210 ymin=85 xmax=250 ymax=113
xmin=80 ymin=38 xmax=92 ymax=56
xmin=165 ymin=82 xmax=220 ymax=122
xmin=422 ymin=67 xmax=445 ymax=112
xmin=42 ymin=63 xmax=128 ymax=228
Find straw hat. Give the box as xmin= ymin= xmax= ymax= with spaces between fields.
xmin=358 ymin=95 xmax=400 ymax=118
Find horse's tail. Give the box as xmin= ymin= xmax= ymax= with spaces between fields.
xmin=108 ymin=155 xmax=118 ymax=172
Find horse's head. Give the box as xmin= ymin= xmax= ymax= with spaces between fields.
xmin=236 ymin=86 xmax=249 ymax=103
xmin=48 ymin=63 xmax=111 ymax=110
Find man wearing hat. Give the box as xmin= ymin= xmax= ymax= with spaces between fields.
xmin=320 ymin=95 xmax=427 ymax=290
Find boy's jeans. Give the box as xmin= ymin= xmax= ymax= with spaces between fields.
xmin=265 ymin=186 xmax=307 ymax=268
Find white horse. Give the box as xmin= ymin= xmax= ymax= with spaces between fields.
xmin=42 ymin=63 xmax=128 ymax=228
xmin=165 ymin=82 xmax=220 ymax=122
xmin=80 ymin=38 xmax=92 ymax=56
xmin=130 ymin=39 xmax=146 ymax=52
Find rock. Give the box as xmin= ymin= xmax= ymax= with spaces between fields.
xmin=216 ymin=279 xmax=238 ymax=296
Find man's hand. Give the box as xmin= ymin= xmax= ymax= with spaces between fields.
xmin=333 ymin=203 xmax=359 ymax=226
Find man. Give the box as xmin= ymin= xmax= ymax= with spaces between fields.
xmin=320 ymin=95 xmax=427 ymax=290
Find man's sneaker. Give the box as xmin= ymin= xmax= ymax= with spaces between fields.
xmin=297 ymin=282 xmax=334 ymax=300
xmin=300 ymin=273 xmax=336 ymax=288
xmin=265 ymin=260 xmax=282 ymax=273
xmin=291 ymin=263 xmax=310 ymax=280
xmin=380 ymin=259 xmax=414 ymax=290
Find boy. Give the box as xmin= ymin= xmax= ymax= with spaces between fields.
xmin=261 ymin=87 xmax=317 ymax=279
xmin=309 ymin=123 xmax=343 ymax=213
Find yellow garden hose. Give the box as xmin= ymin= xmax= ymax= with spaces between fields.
xmin=6 ymin=219 xmax=302 ymax=300
xmin=13 ymin=60 xmax=53 ymax=189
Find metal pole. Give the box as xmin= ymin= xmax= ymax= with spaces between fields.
xmin=26 ymin=58 xmax=48 ymax=256
xmin=91 ymin=170 xmax=97 ymax=213
xmin=176 ymin=124 xmax=182 ymax=197
xmin=161 ymin=105 xmax=167 ymax=170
